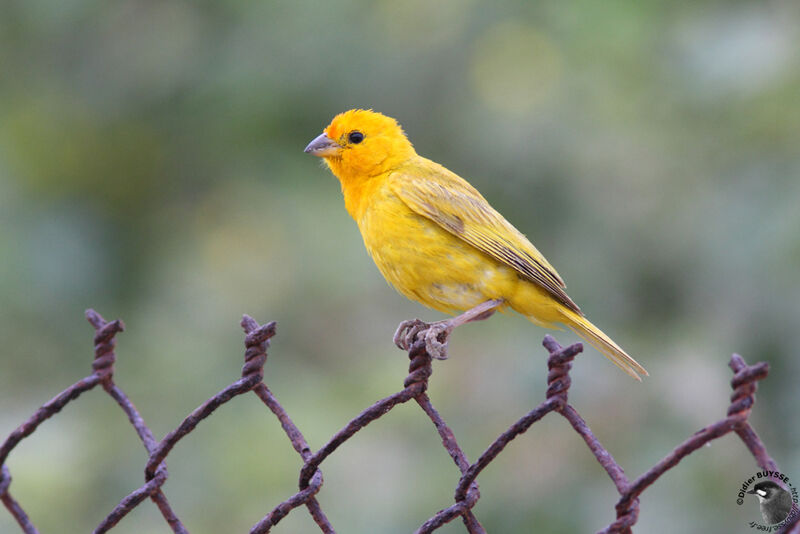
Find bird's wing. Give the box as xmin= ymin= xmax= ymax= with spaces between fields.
xmin=390 ymin=162 xmax=581 ymax=313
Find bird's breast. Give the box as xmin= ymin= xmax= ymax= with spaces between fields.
xmin=356 ymin=185 xmax=517 ymax=313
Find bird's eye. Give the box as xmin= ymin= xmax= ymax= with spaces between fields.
xmin=348 ymin=131 xmax=364 ymax=144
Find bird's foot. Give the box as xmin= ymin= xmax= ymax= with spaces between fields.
xmin=393 ymin=318 xmax=453 ymax=359
xmin=393 ymin=318 xmax=428 ymax=351
xmin=394 ymin=299 xmax=504 ymax=360
xmin=423 ymin=322 xmax=452 ymax=360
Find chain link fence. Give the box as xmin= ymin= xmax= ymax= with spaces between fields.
xmin=1 ymin=309 xmax=798 ymax=533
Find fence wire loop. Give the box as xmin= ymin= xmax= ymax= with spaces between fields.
xmin=87 ymin=313 xmax=123 ymax=381
xmin=404 ymin=336 xmax=434 ymax=389
xmin=544 ymin=334 xmax=581 ymax=407
xmin=1 ymin=309 xmax=798 ymax=534
xmin=241 ymin=315 xmax=275 ymax=379
xmin=728 ymin=354 xmax=769 ymax=418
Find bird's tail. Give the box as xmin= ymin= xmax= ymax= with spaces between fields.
xmin=558 ymin=309 xmax=648 ymax=381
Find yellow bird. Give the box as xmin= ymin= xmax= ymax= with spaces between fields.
xmin=305 ymin=109 xmax=647 ymax=380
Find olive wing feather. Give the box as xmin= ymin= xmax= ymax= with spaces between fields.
xmin=390 ymin=164 xmax=581 ymax=314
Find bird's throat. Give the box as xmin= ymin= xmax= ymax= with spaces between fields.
xmin=324 ymin=157 xmax=382 ymax=220
xmin=339 ymin=173 xmax=384 ymax=220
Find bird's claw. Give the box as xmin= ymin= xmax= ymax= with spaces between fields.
xmin=424 ymin=323 xmax=451 ymax=360
xmin=393 ymin=318 xmax=428 ymax=351
xmin=393 ymin=319 xmax=452 ymax=360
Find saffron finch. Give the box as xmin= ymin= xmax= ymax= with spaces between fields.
xmin=305 ymin=109 xmax=647 ymax=380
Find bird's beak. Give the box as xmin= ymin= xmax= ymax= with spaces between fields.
xmin=746 ymin=489 xmax=756 ymax=494
xmin=304 ymin=132 xmax=342 ymax=157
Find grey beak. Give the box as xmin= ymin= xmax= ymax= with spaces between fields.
xmin=304 ymin=132 xmax=342 ymax=157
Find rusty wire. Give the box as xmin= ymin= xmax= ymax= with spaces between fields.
xmin=1 ymin=309 xmax=798 ymax=534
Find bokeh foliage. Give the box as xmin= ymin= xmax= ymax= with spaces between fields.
xmin=1 ymin=1 xmax=798 ymax=533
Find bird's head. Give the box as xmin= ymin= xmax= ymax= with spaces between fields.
xmin=304 ymin=109 xmax=415 ymax=182
xmin=747 ymin=480 xmax=784 ymax=502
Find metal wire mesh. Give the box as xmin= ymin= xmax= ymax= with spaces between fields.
xmin=1 ymin=309 xmax=798 ymax=533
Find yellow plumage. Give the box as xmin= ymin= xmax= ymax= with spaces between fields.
xmin=305 ymin=109 xmax=647 ymax=380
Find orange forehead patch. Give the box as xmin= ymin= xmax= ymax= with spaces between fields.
xmin=325 ymin=109 xmax=405 ymax=142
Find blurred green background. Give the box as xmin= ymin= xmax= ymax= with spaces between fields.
xmin=1 ymin=1 xmax=799 ymax=533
